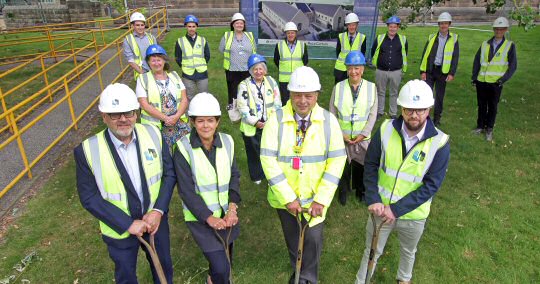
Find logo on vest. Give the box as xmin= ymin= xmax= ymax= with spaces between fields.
xmin=196 ymin=44 xmax=201 ymax=48
xmin=145 ymin=148 xmax=158 ymax=161
xmin=412 ymin=150 xmax=426 ymax=162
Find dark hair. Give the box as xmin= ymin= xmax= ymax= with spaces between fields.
xmin=230 ymin=20 xmax=246 ymax=31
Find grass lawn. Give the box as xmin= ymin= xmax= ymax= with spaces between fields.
xmin=0 ymin=25 xmax=539 ymax=283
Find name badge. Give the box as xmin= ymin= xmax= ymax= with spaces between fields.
xmin=291 ymin=157 xmax=302 ymax=170
xmin=238 ymin=51 xmax=244 ymax=55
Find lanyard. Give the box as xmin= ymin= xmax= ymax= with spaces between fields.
xmin=251 ymin=77 xmax=266 ymax=121
xmin=350 ymin=80 xmax=363 ymax=137
xmin=293 ymin=114 xmax=311 ymax=155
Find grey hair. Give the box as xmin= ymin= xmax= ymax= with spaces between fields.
xmin=249 ymin=62 xmax=267 ymax=77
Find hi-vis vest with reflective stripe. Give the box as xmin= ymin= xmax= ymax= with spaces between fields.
xmin=478 ymin=39 xmax=512 ymax=83
xmin=238 ymin=76 xmax=278 ymax=137
xmin=82 ymin=124 xmax=163 ymax=239
xmin=278 ymin=40 xmax=305 ymax=82
xmin=377 ymin=120 xmax=448 ymax=220
xmin=333 ymin=79 xmax=376 ymax=140
xmin=176 ymin=132 xmax=234 ymax=222
xmin=126 ymin=33 xmax=155 ymax=80
xmin=335 ymin=32 xmax=366 ymax=71
xmin=260 ymin=103 xmax=347 ymax=227
xmin=223 ymin=31 xmax=256 ymax=70
xmin=139 ymin=71 xmax=187 ymax=128
xmin=371 ymin=34 xmax=408 ymax=72
xmin=178 ymin=35 xmax=208 ymax=76
xmin=420 ymin=32 xmax=457 ymax=74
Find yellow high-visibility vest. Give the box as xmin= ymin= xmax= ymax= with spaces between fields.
xmin=371 ymin=34 xmax=408 ymax=72
xmin=333 ymin=79 xmax=376 ymax=139
xmin=126 ymin=32 xmax=155 ymax=80
xmin=477 ymin=39 xmax=512 ymax=83
xmin=178 ymin=35 xmax=208 ymax=76
xmin=278 ymin=40 xmax=305 ymax=83
xmin=223 ymin=31 xmax=256 ymax=70
xmin=335 ymin=32 xmax=366 ymax=71
xmin=420 ymin=32 xmax=457 ymax=74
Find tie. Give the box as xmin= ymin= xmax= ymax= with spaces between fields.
xmin=300 ymin=119 xmax=307 ymax=132
xmin=349 ymin=35 xmax=353 ymax=45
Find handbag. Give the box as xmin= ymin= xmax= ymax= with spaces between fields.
xmin=228 ymin=98 xmax=241 ymax=123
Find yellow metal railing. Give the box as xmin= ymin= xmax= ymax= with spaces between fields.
xmin=0 ymin=7 xmax=169 ymax=198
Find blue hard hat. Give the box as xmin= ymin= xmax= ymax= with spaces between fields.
xmin=184 ymin=14 xmax=199 ymax=25
xmin=145 ymin=44 xmax=167 ymax=59
xmin=247 ymin=54 xmax=266 ymax=69
xmin=345 ymin=51 xmax=366 ymax=66
xmin=386 ymin=16 xmax=401 ymax=24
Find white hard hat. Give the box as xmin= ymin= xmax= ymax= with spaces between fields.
xmin=493 ymin=17 xmax=510 ymax=28
xmin=288 ymin=66 xmax=321 ymax=92
xmin=188 ymin=92 xmax=221 ymax=116
xmin=397 ymin=80 xmax=434 ymax=109
xmin=284 ymin=22 xmax=298 ymax=32
xmin=130 ymin=12 xmax=146 ymax=23
xmin=345 ymin=13 xmax=359 ymax=24
xmin=231 ymin=12 xmax=246 ymax=23
xmin=437 ymin=12 xmax=452 ymax=22
xmin=98 ymin=83 xmax=140 ymax=113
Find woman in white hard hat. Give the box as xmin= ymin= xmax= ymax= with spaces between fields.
xmin=219 ymin=12 xmax=256 ymax=110
xmin=123 ymin=12 xmax=157 ymax=80
xmin=172 ymin=92 xmax=240 ymax=284
xmin=237 ymin=54 xmax=281 ymax=185
xmin=329 ymin=51 xmax=377 ymax=205
xmin=334 ymin=13 xmax=367 ymax=84
xmin=471 ymin=17 xmax=517 ymax=142
xmin=136 ymin=44 xmax=190 ymax=154
xmin=273 ymin=21 xmax=309 ymax=105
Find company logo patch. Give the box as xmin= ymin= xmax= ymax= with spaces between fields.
xmin=412 ymin=95 xmax=420 ymax=102
xmin=112 ymin=99 xmax=119 ymax=106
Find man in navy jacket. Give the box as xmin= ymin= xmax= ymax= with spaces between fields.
xmin=75 ymin=83 xmax=175 ymax=283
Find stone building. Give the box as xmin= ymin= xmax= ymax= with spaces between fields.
xmin=261 ymin=1 xmax=309 ymax=35
xmin=310 ymin=4 xmax=346 ymax=31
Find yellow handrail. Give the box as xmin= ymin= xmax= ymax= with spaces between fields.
xmin=0 ymin=7 xmax=169 ymax=198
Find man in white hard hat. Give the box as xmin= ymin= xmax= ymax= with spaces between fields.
xmin=273 ymin=21 xmax=309 ymax=105
xmin=75 ymin=83 xmax=174 ymax=283
xmin=354 ymin=79 xmax=450 ymax=284
xmin=419 ymin=11 xmax=459 ymax=127
xmin=471 ymin=17 xmax=517 ymax=142
xmin=261 ymin=66 xmax=346 ymax=283
xmin=334 ymin=12 xmax=367 ymax=84
xmin=123 ymin=12 xmax=157 ymax=80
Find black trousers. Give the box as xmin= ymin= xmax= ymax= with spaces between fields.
xmin=202 ymin=244 xmax=234 ymax=284
xmin=338 ymin=160 xmax=365 ymax=198
xmin=334 ymin=69 xmax=348 ymax=84
xmin=242 ymin=129 xmax=265 ymax=181
xmin=279 ymin=82 xmax=290 ymax=106
xmin=425 ymin=65 xmax=448 ymax=122
xmin=476 ymin=81 xmax=503 ymax=129
xmin=225 ymin=70 xmax=250 ymax=105
xmin=277 ymin=209 xmax=324 ymax=284
xmin=106 ymin=215 xmax=173 ymax=284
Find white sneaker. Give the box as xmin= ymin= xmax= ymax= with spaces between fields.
xmin=254 ymin=180 xmax=262 ymax=185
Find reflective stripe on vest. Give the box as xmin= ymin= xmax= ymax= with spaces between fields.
xmin=371 ymin=34 xmax=408 ymax=72
xmin=223 ymin=31 xmax=256 ymax=70
xmin=335 ymin=32 xmax=366 ymax=71
xmin=420 ymin=33 xmax=457 ymax=74
xmin=140 ymin=71 xmax=186 ymax=128
xmin=127 ymin=33 xmax=155 ymax=80
xmin=278 ymin=40 xmax=304 ymax=82
xmin=334 ymin=79 xmax=376 ymax=139
xmin=82 ymin=124 xmax=163 ymax=239
xmin=478 ymin=39 xmax=512 ymax=83
xmin=177 ymin=132 xmax=234 ymax=222
xmin=178 ymin=35 xmax=208 ymax=76
xmin=377 ymin=120 xmax=448 ymax=220
xmin=239 ymin=76 xmax=277 ymax=137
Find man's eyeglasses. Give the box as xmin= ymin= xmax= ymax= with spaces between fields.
xmin=402 ymin=108 xmax=428 ymax=116
xmin=107 ymin=110 xmax=136 ymax=120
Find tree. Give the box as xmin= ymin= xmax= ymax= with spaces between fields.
xmin=379 ymin=0 xmax=537 ymax=31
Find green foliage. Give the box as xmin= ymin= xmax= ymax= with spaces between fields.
xmin=98 ymin=0 xmax=126 ymax=14
xmin=510 ymin=3 xmax=538 ymax=31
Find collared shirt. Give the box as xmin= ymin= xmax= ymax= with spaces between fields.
xmin=348 ymin=32 xmax=357 ymax=45
xmin=492 ymin=38 xmax=502 ymax=50
xmin=294 ymin=112 xmax=312 ymax=130
xmin=400 ymin=121 xmax=427 ymax=153
xmin=123 ymin=31 xmax=155 ymax=72
xmin=288 ymin=40 xmax=297 ymax=53
xmin=434 ymin=32 xmax=448 ymax=66
xmin=107 ymin=129 xmax=144 ymax=208
xmin=371 ymin=33 xmax=408 ymax=71
xmin=219 ymin=32 xmax=254 ymax=71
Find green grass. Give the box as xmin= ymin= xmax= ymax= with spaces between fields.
xmin=0 ymin=25 xmax=539 ymax=283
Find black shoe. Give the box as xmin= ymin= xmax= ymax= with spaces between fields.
xmin=338 ymin=187 xmax=347 ymax=205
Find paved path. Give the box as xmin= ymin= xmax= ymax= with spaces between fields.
xmin=0 ymin=46 xmax=131 ymax=217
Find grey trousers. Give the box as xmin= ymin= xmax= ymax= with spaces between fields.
xmin=375 ymin=69 xmax=402 ymax=116
xmin=355 ymin=215 xmax=426 ymax=284
xmin=277 ymin=209 xmax=324 ymax=284
xmin=181 ymin=77 xmax=208 ymax=100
